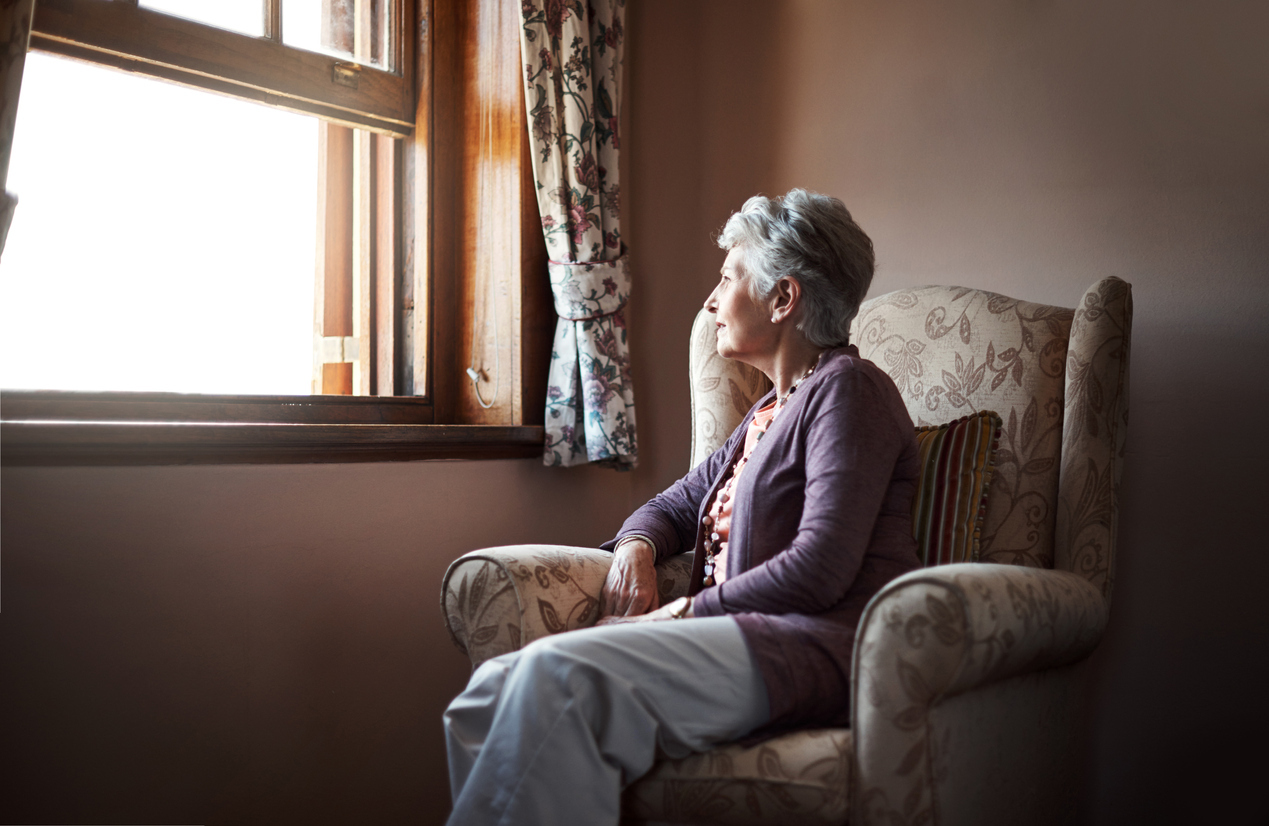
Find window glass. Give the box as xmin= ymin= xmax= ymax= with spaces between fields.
xmin=283 ymin=0 xmax=390 ymax=69
xmin=140 ymin=0 xmax=264 ymax=38
xmin=1 ymin=53 xmax=318 ymax=395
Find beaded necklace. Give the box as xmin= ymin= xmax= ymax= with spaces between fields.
xmin=700 ymin=362 xmax=816 ymax=587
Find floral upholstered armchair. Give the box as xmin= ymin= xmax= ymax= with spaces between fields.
xmin=442 ymin=278 xmax=1132 ymax=826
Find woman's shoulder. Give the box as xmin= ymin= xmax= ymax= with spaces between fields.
xmin=813 ymin=345 xmax=898 ymax=393
xmin=805 ymin=347 xmax=913 ymax=431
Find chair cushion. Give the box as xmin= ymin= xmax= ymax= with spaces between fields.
xmin=913 ymin=411 xmax=1002 ymax=566
xmin=623 ymin=728 xmax=851 ymax=825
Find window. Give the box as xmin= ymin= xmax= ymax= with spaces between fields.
xmin=1 ymin=0 xmax=553 ymax=464
xmin=5 ymin=52 xmax=320 ymax=396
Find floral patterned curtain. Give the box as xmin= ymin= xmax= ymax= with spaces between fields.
xmin=519 ymin=0 xmax=637 ymax=469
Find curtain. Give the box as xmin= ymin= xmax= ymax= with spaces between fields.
xmin=519 ymin=0 xmax=637 ymax=469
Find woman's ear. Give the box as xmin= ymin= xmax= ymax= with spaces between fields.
xmin=769 ymin=277 xmax=801 ymax=324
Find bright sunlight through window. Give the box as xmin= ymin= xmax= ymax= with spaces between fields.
xmin=0 ymin=52 xmax=318 ymax=395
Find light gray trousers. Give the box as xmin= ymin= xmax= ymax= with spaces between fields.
xmin=444 ymin=616 xmax=770 ymax=826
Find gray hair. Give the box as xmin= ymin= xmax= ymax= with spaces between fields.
xmin=717 ymin=188 xmax=875 ymax=348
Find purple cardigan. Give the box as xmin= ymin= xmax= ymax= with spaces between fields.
xmin=603 ymin=346 xmax=921 ymax=731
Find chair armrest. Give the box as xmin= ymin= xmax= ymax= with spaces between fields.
xmin=441 ymin=545 xmax=696 ymax=668
xmin=850 ymin=563 xmax=1108 ymax=824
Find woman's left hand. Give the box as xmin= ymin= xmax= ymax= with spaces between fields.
xmin=595 ymin=596 xmax=693 ymax=626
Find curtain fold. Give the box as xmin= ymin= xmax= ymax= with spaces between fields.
xmin=519 ymin=0 xmax=637 ymax=469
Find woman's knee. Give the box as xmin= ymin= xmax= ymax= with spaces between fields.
xmin=445 ymin=655 xmax=517 ymax=721
xmin=512 ymin=630 xmax=616 ymax=700
xmin=517 ymin=632 xmax=581 ymax=675
xmin=520 ymin=625 xmax=629 ymax=669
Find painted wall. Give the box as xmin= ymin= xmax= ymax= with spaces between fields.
xmin=3 ymin=0 xmax=1268 ymax=823
xmin=0 ymin=460 xmax=636 ymax=823
xmin=629 ymin=0 xmax=1269 ymax=822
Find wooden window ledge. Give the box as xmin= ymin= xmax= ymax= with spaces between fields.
xmin=0 ymin=421 xmax=545 ymax=466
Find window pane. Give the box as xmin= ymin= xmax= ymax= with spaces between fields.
xmin=140 ymin=0 xmax=264 ymax=37
xmin=1 ymin=52 xmax=318 ymax=396
xmin=284 ymin=0 xmax=390 ymax=69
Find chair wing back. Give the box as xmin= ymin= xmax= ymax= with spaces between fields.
xmin=688 ymin=308 xmax=771 ymax=468
xmin=1054 ymin=278 xmax=1133 ymax=601
xmin=849 ymin=285 xmax=1077 ymax=570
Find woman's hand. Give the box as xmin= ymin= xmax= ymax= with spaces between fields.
xmin=599 ymin=539 xmax=660 ymax=620
xmin=596 ymin=596 xmax=693 ymax=626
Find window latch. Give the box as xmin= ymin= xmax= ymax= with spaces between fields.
xmin=332 ymin=62 xmax=360 ymax=90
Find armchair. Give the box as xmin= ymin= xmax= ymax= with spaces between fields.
xmin=442 ymin=278 xmax=1132 ymax=825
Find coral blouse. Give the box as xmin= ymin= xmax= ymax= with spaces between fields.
xmin=708 ymin=401 xmax=777 ymax=583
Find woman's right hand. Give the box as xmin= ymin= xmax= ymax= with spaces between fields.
xmin=599 ymin=539 xmax=660 ymax=619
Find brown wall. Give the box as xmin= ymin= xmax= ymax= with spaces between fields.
xmin=0 ymin=460 xmax=635 ymax=823
xmin=3 ymin=0 xmax=1268 ymax=823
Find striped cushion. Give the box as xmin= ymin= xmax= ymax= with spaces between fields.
xmin=912 ymin=411 xmax=1002 ymax=566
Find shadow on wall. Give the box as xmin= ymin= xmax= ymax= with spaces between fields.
xmin=1092 ymin=316 xmax=1269 ymax=825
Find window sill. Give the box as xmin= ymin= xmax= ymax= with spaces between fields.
xmin=0 ymin=421 xmax=545 ymax=466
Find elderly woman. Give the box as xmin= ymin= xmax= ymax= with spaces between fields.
xmin=444 ymin=189 xmax=921 ymax=826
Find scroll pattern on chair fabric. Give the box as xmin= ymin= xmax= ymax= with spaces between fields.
xmin=688 ymin=309 xmax=772 ymax=469
xmin=519 ymin=0 xmax=637 ymax=468
xmin=851 ymin=287 xmax=1075 ymax=569
xmin=850 ymin=564 xmax=1109 ymax=826
xmin=1055 ymin=277 xmax=1133 ymax=602
xmin=622 ymin=728 xmax=853 ymax=826
xmin=442 ymin=546 xmax=695 ymax=668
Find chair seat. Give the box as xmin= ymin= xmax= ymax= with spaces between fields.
xmin=623 ymin=728 xmax=852 ymax=826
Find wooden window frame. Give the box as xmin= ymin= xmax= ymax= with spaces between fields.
xmin=30 ymin=0 xmax=415 ymax=135
xmin=1 ymin=0 xmax=554 ymax=465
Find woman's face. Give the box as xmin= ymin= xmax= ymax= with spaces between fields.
xmin=704 ymin=247 xmax=776 ymax=365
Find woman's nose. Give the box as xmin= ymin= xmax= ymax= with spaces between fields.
xmin=704 ymin=287 xmax=718 ymax=313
